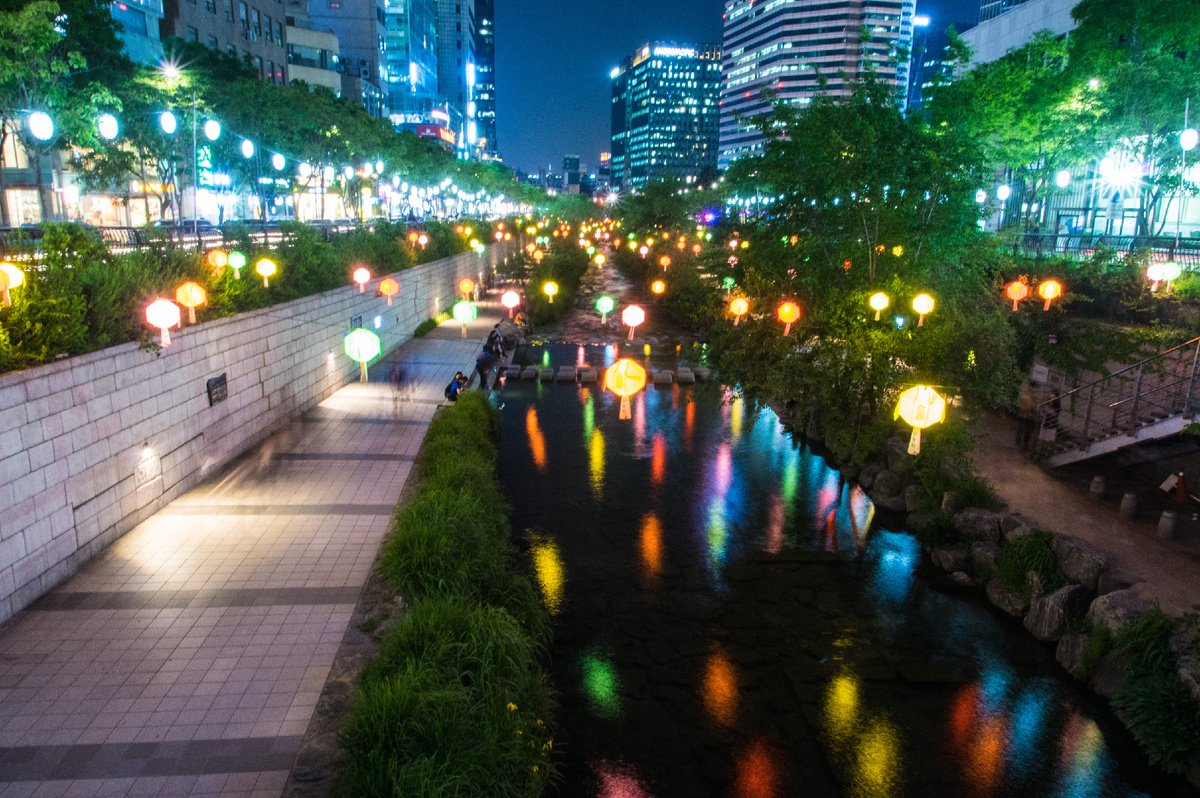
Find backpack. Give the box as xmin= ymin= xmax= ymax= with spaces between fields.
xmin=444 ymin=380 xmax=458 ymax=400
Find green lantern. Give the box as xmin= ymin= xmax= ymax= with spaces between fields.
xmin=595 ymin=295 xmax=615 ymax=324
xmin=345 ymin=328 xmax=382 ymax=382
xmin=453 ymin=300 xmax=478 ymax=338
xmin=228 ymin=251 xmax=247 ymax=279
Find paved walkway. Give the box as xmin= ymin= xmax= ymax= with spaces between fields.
xmin=0 ymin=304 xmax=505 ymax=797
xmin=972 ymin=412 xmax=1200 ymax=617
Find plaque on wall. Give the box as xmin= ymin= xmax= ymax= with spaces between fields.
xmin=206 ymin=373 xmax=228 ymax=406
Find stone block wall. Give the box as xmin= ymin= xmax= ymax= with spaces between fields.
xmin=0 ymin=244 xmax=510 ymax=623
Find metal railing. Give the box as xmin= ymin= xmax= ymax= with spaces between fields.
xmin=1016 ymin=234 xmax=1200 ymax=268
xmin=1035 ymin=336 xmax=1200 ymax=458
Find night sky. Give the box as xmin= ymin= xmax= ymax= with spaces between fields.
xmin=494 ymin=0 xmax=981 ymax=177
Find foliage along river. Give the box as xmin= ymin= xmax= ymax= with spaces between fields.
xmin=493 ymin=342 xmax=1197 ymax=798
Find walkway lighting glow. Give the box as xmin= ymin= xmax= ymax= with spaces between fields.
xmin=174 ymin=282 xmax=206 ymax=324
xmin=651 ymin=279 xmax=666 ymax=295
xmin=146 ymin=298 xmax=181 ymax=346
xmin=777 ymin=302 xmax=800 ymax=336
xmin=596 ymin=295 xmax=615 ymax=323
xmin=543 ymin=281 xmax=559 ymax=303
xmin=452 ymin=299 xmax=477 ymax=337
xmin=353 ymin=267 xmax=371 ymax=293
xmin=228 ymin=251 xmax=246 ymax=279
xmin=870 ymin=292 xmax=890 ymax=321
xmin=458 ymin=277 xmax=476 ymax=297
xmin=501 ymin=290 xmax=520 ymax=316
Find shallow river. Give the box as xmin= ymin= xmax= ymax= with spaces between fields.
xmin=493 ymin=342 xmax=1197 ymax=798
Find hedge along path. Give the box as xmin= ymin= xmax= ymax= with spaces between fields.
xmin=336 ymin=390 xmax=558 ymax=798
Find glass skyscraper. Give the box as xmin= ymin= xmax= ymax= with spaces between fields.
xmin=610 ymin=42 xmax=722 ymax=192
xmin=474 ymin=0 xmax=497 ymax=159
xmin=383 ymin=0 xmax=439 ymax=120
xmin=718 ymin=0 xmax=915 ymax=169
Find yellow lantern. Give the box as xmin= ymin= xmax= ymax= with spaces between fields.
xmin=175 ymin=281 xmax=207 ymax=324
xmin=206 ymin=249 xmax=228 ymax=272
xmin=912 ymin=293 xmax=934 ymax=326
xmin=659 ymin=255 xmax=671 ymax=270
xmin=1038 ymin=279 xmax=1062 ymax=311
xmin=605 ymin=358 xmax=647 ymax=420
xmin=544 ymin=281 xmax=559 ymax=303
xmin=869 ymin=292 xmax=890 ymax=321
xmin=256 ymin=258 xmax=277 ymax=288
xmin=379 ymin=277 xmax=400 ymax=306
xmin=0 ymin=262 xmax=24 ymax=306
xmin=777 ymin=301 xmax=801 ymax=336
xmin=894 ymin=385 xmax=946 ymax=454
xmin=730 ymin=297 xmax=749 ymax=326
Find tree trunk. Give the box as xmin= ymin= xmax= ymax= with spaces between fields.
xmin=0 ymin=122 xmax=10 ymax=228
xmin=139 ymin=158 xmax=151 ymax=224
xmin=33 ymin=146 xmax=52 ymax=223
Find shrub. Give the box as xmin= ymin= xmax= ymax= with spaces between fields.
xmin=414 ymin=317 xmax=439 ymax=337
xmin=996 ymin=529 xmax=1066 ymax=599
xmin=910 ymin=511 xmax=966 ymax=549
xmin=1113 ymin=666 xmax=1200 ymax=774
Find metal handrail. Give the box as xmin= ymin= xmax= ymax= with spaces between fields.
xmin=1106 ymin=375 xmax=1192 ymax=409
xmin=1037 ymin=336 xmax=1200 ymax=413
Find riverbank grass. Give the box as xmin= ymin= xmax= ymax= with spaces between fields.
xmin=339 ymin=392 xmax=556 ymax=796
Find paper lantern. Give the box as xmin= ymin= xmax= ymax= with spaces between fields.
xmin=1038 ymin=280 xmax=1062 ymax=311
xmin=501 ymin=289 xmax=520 ymax=317
xmin=0 ymin=262 xmax=24 ymax=306
xmin=894 ymin=385 xmax=946 ymax=454
xmin=379 ymin=277 xmax=399 ymax=306
xmin=639 ymin=246 xmax=650 ymax=257
xmin=1160 ymin=261 xmax=1182 ymax=293
xmin=912 ymin=294 xmax=934 ymax=326
xmin=659 ymin=255 xmax=671 ymax=270
xmin=353 ymin=267 xmax=371 ymax=293
xmin=533 ymin=249 xmax=544 ymax=263
xmin=622 ymin=304 xmax=645 ymax=340
xmin=651 ymin=280 xmax=666 ymax=295
xmin=228 ymin=251 xmax=246 ymax=279
xmin=408 ymin=232 xmax=419 ymax=243
xmin=596 ymin=295 xmax=615 ymax=323
xmin=544 ymin=281 xmax=558 ymax=303
xmin=206 ymin=249 xmax=228 ymax=272
xmin=175 ymin=281 xmax=206 ymax=324
xmin=595 ymin=254 xmax=606 ymax=265
xmin=458 ymin=277 xmax=476 ymax=297
xmin=344 ymin=328 xmax=382 ymax=382
xmin=692 ymin=244 xmax=702 ymax=255
xmin=256 ymin=258 xmax=276 ymax=287
xmin=146 ymin=298 xmax=181 ymax=347
xmin=417 ymin=234 xmax=429 ymax=248
xmin=1146 ymin=263 xmax=1164 ymax=291
xmin=452 ymin=299 xmax=477 ymax=338
xmin=730 ymin=297 xmax=749 ymax=326
xmin=1005 ymin=281 xmax=1028 ymax=310
xmin=869 ymin=292 xmax=890 ymax=321
xmin=605 ymin=358 xmax=647 ymax=420
xmin=777 ymin=302 xmax=800 ymax=336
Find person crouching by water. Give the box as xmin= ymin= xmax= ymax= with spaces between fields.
xmin=443 ymin=371 xmax=465 ymax=403
xmin=475 ymin=348 xmax=496 ymax=390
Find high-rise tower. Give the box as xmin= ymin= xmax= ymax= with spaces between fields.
xmin=473 ymin=0 xmax=497 ymax=159
xmin=718 ymin=0 xmax=915 ymax=169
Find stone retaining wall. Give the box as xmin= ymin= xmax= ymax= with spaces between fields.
xmin=0 ymin=244 xmax=512 ymax=623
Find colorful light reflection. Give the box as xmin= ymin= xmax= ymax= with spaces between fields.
xmin=581 ymin=652 xmax=622 ymax=720
xmin=702 ymin=645 xmax=738 ymax=727
xmin=530 ymin=536 xmax=565 ymax=615
xmin=640 ymin=513 xmax=662 ymax=582
xmin=526 ymin=407 xmax=547 ymax=472
xmin=589 ymin=429 xmax=605 ymax=501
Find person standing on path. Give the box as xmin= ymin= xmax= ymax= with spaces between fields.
xmin=1016 ymin=381 xmax=1038 ymax=450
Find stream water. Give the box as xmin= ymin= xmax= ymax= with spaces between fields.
xmin=493 ymin=342 xmax=1198 ymax=798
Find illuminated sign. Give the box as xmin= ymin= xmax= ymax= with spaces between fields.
xmin=416 ymin=125 xmax=456 ymax=146
xmin=653 ymin=46 xmax=696 ymax=58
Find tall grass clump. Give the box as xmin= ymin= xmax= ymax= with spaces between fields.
xmin=996 ymin=529 xmax=1066 ymax=599
xmin=341 ymin=391 xmax=555 ymax=796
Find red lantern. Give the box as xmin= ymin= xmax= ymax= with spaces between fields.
xmin=501 ymin=289 xmax=520 ymax=317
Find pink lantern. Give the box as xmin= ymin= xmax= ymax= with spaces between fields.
xmin=353 ymin=267 xmax=371 ymax=293
xmin=146 ymin=298 xmax=181 ymax=347
xmin=622 ymin=304 xmax=645 ymax=341
xmin=501 ymin=289 xmax=520 ymax=317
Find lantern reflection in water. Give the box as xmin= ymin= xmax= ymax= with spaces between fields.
xmin=581 ymin=649 xmax=621 ymax=720
xmin=824 ymin=670 xmax=902 ymax=798
xmin=732 ymin=739 xmax=782 ymax=798
xmin=650 ymin=433 xmax=666 ymax=488
xmin=639 ymin=513 xmax=662 ymax=582
xmin=591 ymin=760 xmax=652 ymax=798
xmin=589 ymin=429 xmax=605 ymax=501
xmin=529 ymin=535 xmax=565 ymax=615
xmin=702 ymin=644 xmax=738 ymax=727
xmin=525 ymin=407 xmax=547 ymax=472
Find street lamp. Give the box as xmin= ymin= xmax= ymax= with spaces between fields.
xmin=1179 ymin=99 xmax=1197 ymax=244
xmin=203 ymin=120 xmax=220 ymax=141
xmin=27 ymin=112 xmax=53 ymax=141
xmin=272 ymin=153 xmax=285 ymax=171
xmin=241 ymin=140 xmax=254 ymax=158
xmin=159 ymin=111 xmax=177 ymax=135
xmin=96 ymin=113 xmax=119 ymax=141
xmin=1056 ymin=170 xmax=1071 ymax=189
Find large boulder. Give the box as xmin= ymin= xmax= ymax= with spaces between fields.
xmin=904 ymin=484 xmax=931 ymax=513
xmin=1056 ymin=633 xmax=1089 ymax=679
xmin=1085 ymin=589 xmax=1150 ymax=634
xmin=1000 ymin=514 xmax=1036 ymax=543
xmin=885 ymin=437 xmax=912 ymax=472
xmin=906 ymin=513 xmax=935 ymax=535
xmin=931 ymin=547 xmax=972 ymax=574
xmin=1098 ymin=569 xmax=1141 ymax=596
xmin=954 ymin=508 xmax=1002 ymax=544
xmin=1051 ymin=535 xmax=1108 ymax=591
xmin=986 ymin=579 xmax=1029 ymax=617
xmin=869 ymin=490 xmax=908 ymax=513
xmin=1024 ymin=585 xmax=1093 ymax=642
xmin=1091 ymin=651 xmax=1130 ymax=699
xmin=858 ymin=464 xmax=882 ymax=491
xmin=941 ymin=492 xmax=961 ymax=514
xmin=970 ymin=542 xmax=1001 ymax=576
xmin=872 ymin=469 xmax=903 ymax=498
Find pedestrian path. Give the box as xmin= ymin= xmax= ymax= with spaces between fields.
xmin=972 ymin=411 xmax=1200 ymax=617
xmin=0 ymin=305 xmax=504 ymax=798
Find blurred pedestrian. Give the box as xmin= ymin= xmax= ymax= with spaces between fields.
xmin=475 ymin=349 xmax=496 ymax=390
xmin=486 ymin=323 xmax=505 ymax=360
xmin=1016 ymin=381 xmax=1038 ymax=450
xmin=1039 ymin=389 xmax=1062 ymax=445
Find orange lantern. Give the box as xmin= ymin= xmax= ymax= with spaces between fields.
xmin=501 ymin=289 xmax=520 ymax=317
xmin=730 ymin=297 xmax=749 ymax=326
xmin=533 ymin=249 xmax=544 ymax=263
xmin=206 ymin=249 xmax=228 ymax=272
xmin=659 ymin=255 xmax=671 ymax=270
xmin=379 ymin=277 xmax=399 ymax=306
xmin=175 ymin=281 xmax=206 ymax=324
xmin=1005 ymin=281 xmax=1028 ymax=311
xmin=605 ymin=358 xmax=647 ymax=420
xmin=353 ymin=267 xmax=371 ymax=293
xmin=622 ymin=304 xmax=645 ymax=341
xmin=1038 ymin=279 xmax=1062 ymax=311
xmin=459 ymin=277 xmax=476 ymax=298
xmin=692 ymin=244 xmax=702 ymax=255
xmin=677 ymin=241 xmax=686 ymax=250
xmin=408 ymin=231 xmax=419 ymax=244
xmin=146 ymin=298 xmax=181 ymax=346
xmin=651 ymin=279 xmax=666 ymax=295
xmin=256 ymin=258 xmax=276 ymax=288
xmin=777 ymin=302 xmax=801 ymax=336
